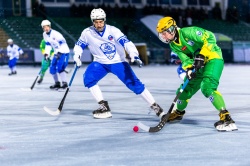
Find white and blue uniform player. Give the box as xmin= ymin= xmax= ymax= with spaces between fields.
xmin=170 ymin=51 xmax=186 ymax=81
xmin=41 ymin=20 xmax=70 ymax=89
xmin=73 ymin=8 xmax=166 ymax=119
xmin=6 ymin=39 xmax=23 ymax=76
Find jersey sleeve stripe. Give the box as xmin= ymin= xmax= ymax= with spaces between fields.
xmin=117 ymin=36 xmax=130 ymax=47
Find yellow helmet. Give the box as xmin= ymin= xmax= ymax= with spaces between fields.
xmin=156 ymin=17 xmax=176 ymax=33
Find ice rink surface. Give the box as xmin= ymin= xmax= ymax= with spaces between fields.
xmin=0 ymin=64 xmax=250 ymax=166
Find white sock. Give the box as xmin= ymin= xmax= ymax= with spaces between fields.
xmin=52 ymin=74 xmax=59 ymax=82
xmin=59 ymin=71 xmax=67 ymax=82
xmin=12 ymin=66 xmax=16 ymax=72
xmin=140 ymin=88 xmax=155 ymax=106
xmin=89 ymin=85 xmax=104 ymax=102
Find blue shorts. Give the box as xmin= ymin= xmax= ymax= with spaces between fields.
xmin=84 ymin=62 xmax=145 ymax=94
xmin=50 ymin=53 xmax=69 ymax=74
xmin=177 ymin=64 xmax=185 ymax=75
xmin=8 ymin=58 xmax=18 ymax=68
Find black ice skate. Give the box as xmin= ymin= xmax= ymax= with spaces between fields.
xmin=167 ymin=109 xmax=185 ymax=122
xmin=50 ymin=81 xmax=61 ymax=89
xmin=8 ymin=71 xmax=17 ymax=76
xmin=93 ymin=100 xmax=112 ymax=119
xmin=214 ymin=110 xmax=238 ymax=132
xmin=61 ymin=82 xmax=68 ymax=89
xmin=150 ymin=103 xmax=166 ymax=120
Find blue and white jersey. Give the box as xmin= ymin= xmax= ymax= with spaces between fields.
xmin=74 ymin=24 xmax=139 ymax=64
xmin=7 ymin=44 xmax=23 ymax=60
xmin=43 ymin=29 xmax=70 ymax=54
xmin=170 ymin=51 xmax=180 ymax=64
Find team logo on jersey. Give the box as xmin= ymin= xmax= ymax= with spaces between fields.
xmin=108 ymin=35 xmax=114 ymax=41
xmin=100 ymin=42 xmax=116 ymax=60
xmin=196 ymin=31 xmax=202 ymax=36
xmin=209 ymin=95 xmax=214 ymax=102
xmin=181 ymin=46 xmax=187 ymax=51
xmin=187 ymin=40 xmax=194 ymax=46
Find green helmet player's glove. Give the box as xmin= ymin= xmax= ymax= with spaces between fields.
xmin=194 ymin=54 xmax=205 ymax=70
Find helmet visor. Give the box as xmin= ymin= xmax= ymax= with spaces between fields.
xmin=158 ymin=25 xmax=176 ymax=44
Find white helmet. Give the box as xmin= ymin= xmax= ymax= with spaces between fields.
xmin=41 ymin=20 xmax=51 ymax=27
xmin=7 ymin=38 xmax=13 ymax=43
xmin=90 ymin=8 xmax=106 ymax=22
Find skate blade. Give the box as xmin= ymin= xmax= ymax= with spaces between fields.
xmin=216 ymin=123 xmax=238 ymax=132
xmin=93 ymin=112 xmax=112 ymax=119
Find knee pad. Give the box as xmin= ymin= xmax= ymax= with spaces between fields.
xmin=50 ymin=67 xmax=56 ymax=75
xmin=84 ymin=74 xmax=98 ymax=88
xmin=201 ymin=78 xmax=219 ymax=97
xmin=201 ymin=88 xmax=213 ymax=98
xmin=126 ymin=82 xmax=145 ymax=95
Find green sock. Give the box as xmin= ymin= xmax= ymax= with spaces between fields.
xmin=209 ymin=91 xmax=226 ymax=111
xmin=177 ymin=99 xmax=188 ymax=111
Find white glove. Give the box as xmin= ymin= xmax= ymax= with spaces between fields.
xmin=73 ymin=54 xmax=82 ymax=67
xmin=131 ymin=56 xmax=143 ymax=68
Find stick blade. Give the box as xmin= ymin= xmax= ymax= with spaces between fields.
xmin=137 ymin=122 xmax=150 ymax=132
xmin=43 ymin=106 xmax=61 ymax=116
xmin=20 ymin=88 xmax=32 ymax=92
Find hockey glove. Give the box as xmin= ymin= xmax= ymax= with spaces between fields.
xmin=73 ymin=54 xmax=82 ymax=67
xmin=55 ymin=52 xmax=62 ymax=59
xmin=194 ymin=54 xmax=205 ymax=70
xmin=186 ymin=67 xmax=196 ymax=80
xmin=44 ymin=54 xmax=49 ymax=61
xmin=134 ymin=56 xmax=144 ymax=68
xmin=170 ymin=53 xmax=181 ymax=64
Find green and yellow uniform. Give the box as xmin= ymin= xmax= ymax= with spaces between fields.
xmin=156 ymin=16 xmax=237 ymax=131
xmin=170 ymin=26 xmax=226 ymax=111
xmin=39 ymin=39 xmax=54 ymax=79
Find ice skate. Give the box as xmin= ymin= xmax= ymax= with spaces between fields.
xmin=150 ymin=103 xmax=166 ymax=120
xmin=93 ymin=100 xmax=112 ymax=119
xmin=50 ymin=81 xmax=61 ymax=89
xmin=214 ymin=110 xmax=238 ymax=132
xmin=8 ymin=71 xmax=17 ymax=76
xmin=167 ymin=109 xmax=185 ymax=122
xmin=61 ymin=82 xmax=68 ymax=89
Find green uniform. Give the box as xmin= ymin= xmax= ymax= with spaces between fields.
xmin=170 ymin=26 xmax=226 ymax=111
xmin=39 ymin=39 xmax=54 ymax=78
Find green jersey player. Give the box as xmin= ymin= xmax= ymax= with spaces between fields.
xmin=156 ymin=16 xmax=237 ymax=132
xmin=37 ymin=39 xmax=54 ymax=84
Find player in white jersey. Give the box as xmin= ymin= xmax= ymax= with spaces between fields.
xmin=6 ymin=39 xmax=23 ymax=76
xmin=41 ymin=20 xmax=70 ymax=89
xmin=170 ymin=51 xmax=185 ymax=81
xmin=73 ymin=8 xmax=166 ymax=119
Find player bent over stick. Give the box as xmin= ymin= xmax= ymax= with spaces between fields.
xmin=156 ymin=16 xmax=237 ymax=132
xmin=73 ymin=8 xmax=166 ymax=119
